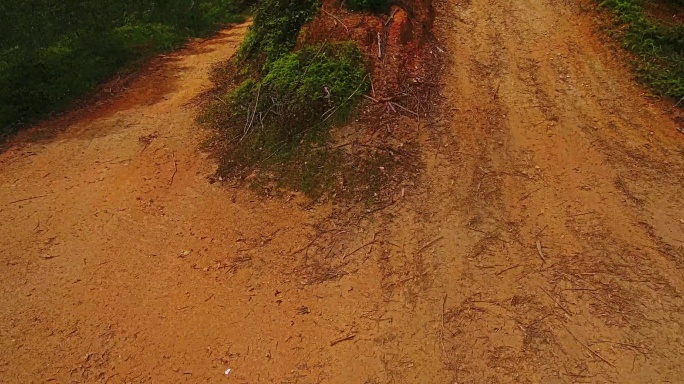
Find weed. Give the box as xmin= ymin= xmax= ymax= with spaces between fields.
xmin=599 ymin=0 xmax=684 ymax=102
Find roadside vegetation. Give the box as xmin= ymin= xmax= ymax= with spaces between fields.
xmin=206 ymin=42 xmax=369 ymax=197
xmin=202 ymin=0 xmax=397 ymax=199
xmin=600 ymin=0 xmax=684 ymax=104
xmin=0 ymin=0 xmax=251 ymax=138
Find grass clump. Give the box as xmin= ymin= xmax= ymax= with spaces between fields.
xmin=204 ymin=42 xmax=369 ymax=197
xmin=599 ymin=0 xmax=684 ymax=102
xmin=0 ymin=0 xmax=249 ymax=138
xmin=239 ymin=0 xmax=322 ymax=67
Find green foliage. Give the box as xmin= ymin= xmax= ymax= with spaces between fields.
xmin=204 ymin=42 xmax=369 ymax=196
xmin=599 ymin=0 xmax=684 ymax=102
xmin=239 ymin=0 xmax=322 ymax=66
xmin=345 ymin=0 xmax=392 ymax=12
xmin=0 ymin=0 xmax=247 ymax=138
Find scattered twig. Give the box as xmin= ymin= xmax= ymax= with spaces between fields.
xmin=540 ymin=287 xmax=572 ymax=316
xmin=569 ymin=211 xmax=593 ymax=217
xmin=590 ymin=340 xmax=649 ymax=357
xmin=495 ymin=264 xmax=522 ymax=276
xmin=386 ymin=8 xmax=400 ymax=26
xmin=363 ymin=94 xmax=418 ymax=116
xmin=466 ymin=226 xmax=487 ymax=235
xmin=330 ymin=334 xmax=355 ymax=346
xmin=169 ymin=152 xmax=178 ymax=186
xmin=323 ymin=9 xmax=349 ymax=32
xmin=241 ymin=83 xmax=262 ymax=143
xmin=389 ymin=101 xmax=419 ymax=116
xmin=536 ymin=240 xmax=546 ymax=264
xmin=674 ymin=94 xmax=684 ymax=109
xmin=320 ymin=74 xmax=369 ymax=125
xmin=8 ymin=194 xmax=48 ymax=205
xmin=519 ymin=186 xmax=543 ymax=201
xmin=214 ymin=95 xmax=228 ymax=106
xmin=377 ymin=32 xmax=382 ymax=59
xmin=441 ymin=293 xmax=451 ymax=364
xmin=535 ymin=225 xmax=548 ymax=238
xmin=559 ymin=321 xmax=615 ymax=367
xmin=342 ymin=235 xmax=378 ymax=260
xmin=364 ymin=199 xmax=396 ymax=215
xmin=290 ymin=229 xmax=338 ymax=257
xmin=363 ymin=94 xmax=405 ymax=103
xmin=417 ymin=236 xmax=444 ymax=254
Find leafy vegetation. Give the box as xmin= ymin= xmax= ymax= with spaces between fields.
xmin=198 ymin=0 xmax=381 ymax=198
xmin=204 ymin=42 xmax=369 ymax=197
xmin=0 ymin=0 xmax=250 ymax=138
xmin=239 ymin=0 xmax=322 ymax=66
xmin=600 ymin=0 xmax=684 ymax=103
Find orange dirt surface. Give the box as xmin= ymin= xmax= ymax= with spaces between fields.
xmin=2 ymin=0 xmax=684 ymax=383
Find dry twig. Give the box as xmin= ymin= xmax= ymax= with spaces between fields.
xmin=8 ymin=194 xmax=48 ymax=205
xmin=169 ymin=152 xmax=178 ymax=186
xmin=536 ymin=240 xmax=546 ymax=264
xmin=330 ymin=334 xmax=355 ymax=346
xmin=323 ymin=9 xmax=349 ymax=32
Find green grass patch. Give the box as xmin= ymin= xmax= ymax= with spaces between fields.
xmin=0 ymin=0 xmax=249 ymax=139
xmin=203 ymin=42 xmax=369 ymax=198
xmin=238 ymin=0 xmax=322 ymax=67
xmin=599 ymin=0 xmax=684 ymax=102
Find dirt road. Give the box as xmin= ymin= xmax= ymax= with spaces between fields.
xmin=2 ymin=0 xmax=684 ymax=382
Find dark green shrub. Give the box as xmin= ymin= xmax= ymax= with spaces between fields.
xmin=0 ymin=0 xmax=248 ymax=138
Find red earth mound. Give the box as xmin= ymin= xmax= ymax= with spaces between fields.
xmin=299 ymin=0 xmax=441 ymax=119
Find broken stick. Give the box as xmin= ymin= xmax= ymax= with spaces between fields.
xmin=330 ymin=334 xmax=355 ymax=346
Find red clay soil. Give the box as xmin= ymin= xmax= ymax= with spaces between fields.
xmin=2 ymin=0 xmax=684 ymax=383
xmin=300 ymin=0 xmax=438 ymax=107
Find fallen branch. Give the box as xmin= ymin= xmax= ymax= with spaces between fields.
xmin=386 ymin=8 xmax=400 ymax=26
